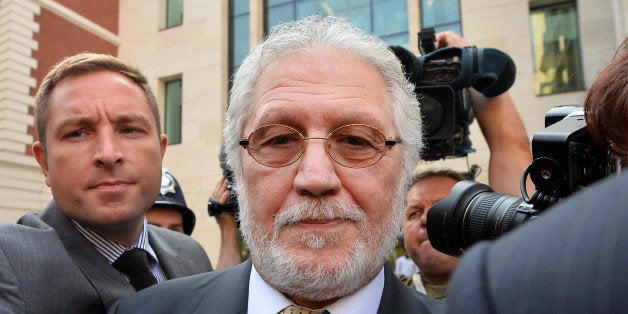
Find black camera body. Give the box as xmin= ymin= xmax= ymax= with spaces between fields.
xmin=427 ymin=106 xmax=620 ymax=256
xmin=390 ymin=28 xmax=516 ymax=160
xmin=529 ymin=106 xmax=614 ymax=199
xmin=208 ymin=145 xmax=239 ymax=217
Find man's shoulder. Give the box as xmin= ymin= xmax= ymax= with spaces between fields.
xmin=16 ymin=200 xmax=70 ymax=232
xmin=382 ymin=264 xmax=445 ymax=313
xmin=148 ymin=224 xmax=198 ymax=242
xmin=147 ymin=224 xmax=214 ymax=273
xmin=491 ymin=171 xmax=628 ymax=249
xmin=109 ymin=261 xmax=251 ymax=313
xmin=463 ymin=172 xmax=628 ymax=273
xmin=447 ymin=172 xmax=628 ymax=313
xmin=147 ymin=224 xmax=207 ymax=254
xmin=156 ymin=260 xmax=250 ymax=292
xmin=15 ymin=208 xmax=52 ymax=229
xmin=0 ymin=217 xmax=59 ymax=248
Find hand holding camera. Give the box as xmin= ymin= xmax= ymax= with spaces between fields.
xmin=208 ymin=145 xmax=239 ymax=217
xmin=390 ymin=28 xmax=517 ymax=160
xmin=207 ymin=175 xmax=236 ymax=216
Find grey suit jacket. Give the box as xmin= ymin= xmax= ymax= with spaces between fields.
xmin=446 ymin=172 xmax=628 ymax=313
xmin=0 ymin=201 xmax=212 ymax=313
xmin=110 ymin=259 xmax=445 ymax=313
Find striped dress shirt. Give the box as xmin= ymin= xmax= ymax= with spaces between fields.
xmin=72 ymin=217 xmax=168 ymax=283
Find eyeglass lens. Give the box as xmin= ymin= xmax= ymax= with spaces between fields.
xmin=245 ymin=124 xmax=391 ymax=168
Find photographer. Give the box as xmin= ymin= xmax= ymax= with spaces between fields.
xmin=435 ymin=31 xmax=533 ymax=194
xmin=402 ymin=31 xmax=533 ymax=301
xmin=446 ymin=39 xmax=627 ymax=313
xmin=206 ymin=144 xmax=245 ymax=270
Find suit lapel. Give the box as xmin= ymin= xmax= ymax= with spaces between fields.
xmin=148 ymin=226 xmax=185 ymax=278
xmin=377 ymin=263 xmax=402 ymax=314
xmin=198 ymin=260 xmax=251 ymax=313
xmin=39 ymin=202 xmax=135 ymax=308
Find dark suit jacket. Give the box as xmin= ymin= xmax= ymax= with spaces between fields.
xmin=0 ymin=201 xmax=212 ymax=313
xmin=447 ymin=172 xmax=628 ymax=314
xmin=109 ymin=259 xmax=445 ymax=313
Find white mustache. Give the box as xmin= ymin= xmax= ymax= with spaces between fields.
xmin=273 ymin=198 xmax=367 ymax=230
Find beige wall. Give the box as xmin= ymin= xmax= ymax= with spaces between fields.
xmin=1 ymin=0 xmax=625 ymax=262
xmin=117 ymin=0 xmax=230 ymax=262
xmin=0 ymin=1 xmax=50 ymax=223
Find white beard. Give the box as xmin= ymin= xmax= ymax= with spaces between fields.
xmin=239 ymin=192 xmax=404 ymax=301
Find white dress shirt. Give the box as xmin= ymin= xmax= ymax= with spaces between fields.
xmin=248 ymin=263 xmax=384 ymax=314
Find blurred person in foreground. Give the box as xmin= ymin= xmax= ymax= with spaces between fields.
xmin=402 ymin=31 xmax=532 ymax=301
xmin=445 ymin=39 xmax=627 ymax=313
xmin=110 ymin=15 xmax=444 ymax=313
xmin=0 ymin=53 xmax=212 ymax=313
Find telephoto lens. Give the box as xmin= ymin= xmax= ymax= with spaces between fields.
xmin=427 ymin=180 xmax=537 ymax=256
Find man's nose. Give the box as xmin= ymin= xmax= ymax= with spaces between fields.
xmin=420 ymin=206 xmax=431 ymax=226
xmin=94 ymin=131 xmax=123 ymax=167
xmin=293 ymin=139 xmax=341 ymax=197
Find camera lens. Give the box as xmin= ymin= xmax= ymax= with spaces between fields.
xmin=419 ymin=94 xmax=443 ymax=136
xmin=427 ymin=180 xmax=535 ymax=256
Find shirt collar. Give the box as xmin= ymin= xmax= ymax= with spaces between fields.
xmin=72 ymin=217 xmax=158 ymax=264
xmin=248 ymin=263 xmax=384 ymax=314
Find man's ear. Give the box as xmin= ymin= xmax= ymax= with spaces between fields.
xmin=32 ymin=141 xmax=51 ymax=187
xmin=160 ymin=134 xmax=168 ymax=159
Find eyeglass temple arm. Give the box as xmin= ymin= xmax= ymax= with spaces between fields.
xmin=385 ymin=139 xmax=397 ymax=147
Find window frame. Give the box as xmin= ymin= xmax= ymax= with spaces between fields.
xmin=165 ymin=0 xmax=183 ymax=29
xmin=529 ymin=0 xmax=585 ymax=96
xmin=164 ymin=78 xmax=183 ymax=145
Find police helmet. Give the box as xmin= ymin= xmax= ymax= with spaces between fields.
xmin=152 ymin=169 xmax=196 ymax=235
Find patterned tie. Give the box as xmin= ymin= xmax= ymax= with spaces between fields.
xmin=278 ymin=305 xmax=329 ymax=314
xmin=112 ymin=248 xmax=158 ymax=291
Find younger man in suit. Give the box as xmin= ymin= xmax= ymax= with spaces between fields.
xmin=111 ymin=15 xmax=444 ymax=313
xmin=0 ymin=53 xmax=212 ymax=313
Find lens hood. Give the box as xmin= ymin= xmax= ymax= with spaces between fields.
xmin=427 ymin=180 xmax=493 ymax=256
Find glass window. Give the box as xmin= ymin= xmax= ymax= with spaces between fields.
xmin=267 ymin=2 xmax=294 ymax=28
xmin=232 ymin=0 xmax=249 ymax=14
xmin=230 ymin=0 xmax=250 ymax=77
xmin=420 ymin=0 xmax=461 ymax=35
xmin=230 ymin=0 xmax=410 ymax=85
xmin=373 ymin=0 xmax=407 ymax=40
xmin=530 ymin=1 xmax=584 ymax=96
xmin=264 ymin=0 xmax=408 ymax=47
xmin=166 ymin=0 xmax=183 ymax=28
xmin=165 ymin=79 xmax=182 ymax=145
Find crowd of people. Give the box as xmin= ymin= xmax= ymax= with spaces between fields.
xmin=0 ymin=14 xmax=625 ymax=314
xmin=399 ymin=31 xmax=532 ymax=302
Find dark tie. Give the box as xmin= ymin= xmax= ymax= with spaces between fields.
xmin=112 ymin=248 xmax=158 ymax=291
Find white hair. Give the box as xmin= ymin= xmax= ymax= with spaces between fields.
xmin=225 ymin=15 xmax=422 ymax=198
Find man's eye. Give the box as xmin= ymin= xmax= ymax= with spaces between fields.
xmin=67 ymin=130 xmax=86 ymax=138
xmin=407 ymin=209 xmax=423 ymax=219
xmin=264 ymin=135 xmax=299 ymax=147
xmin=121 ymin=127 xmax=142 ymax=134
xmin=340 ymin=136 xmax=372 ymax=147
